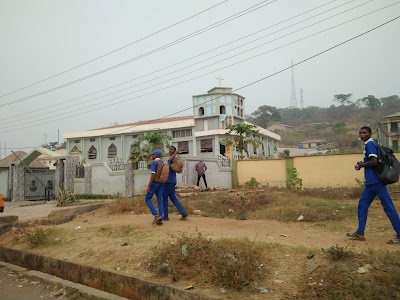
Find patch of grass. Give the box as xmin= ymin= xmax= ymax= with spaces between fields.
xmin=148 ymin=232 xmax=266 ymax=291
xmin=106 ymin=198 xmax=147 ymax=215
xmin=296 ymin=250 xmax=400 ymax=300
xmin=299 ymin=187 xmax=360 ymax=200
xmin=26 ymin=227 xmax=62 ymax=248
xmin=78 ymin=200 xmax=107 ymax=206
xmin=74 ymin=194 xmax=113 ymax=199
xmin=65 ymin=287 xmax=83 ymax=300
xmin=322 ymin=245 xmax=355 ymax=261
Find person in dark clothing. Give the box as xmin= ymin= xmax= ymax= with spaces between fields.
xmin=195 ymin=160 xmax=208 ymax=189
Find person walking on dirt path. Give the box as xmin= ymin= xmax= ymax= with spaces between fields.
xmin=163 ymin=146 xmax=188 ymax=221
xmin=347 ymin=126 xmax=400 ymax=244
xmin=144 ymin=150 xmax=164 ymax=225
xmin=195 ymin=160 xmax=208 ymax=190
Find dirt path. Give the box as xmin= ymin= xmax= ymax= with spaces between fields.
xmin=68 ymin=210 xmax=396 ymax=249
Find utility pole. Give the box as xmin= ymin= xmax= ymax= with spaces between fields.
xmin=289 ymin=60 xmax=297 ymax=108
xmin=300 ymin=89 xmax=304 ymax=109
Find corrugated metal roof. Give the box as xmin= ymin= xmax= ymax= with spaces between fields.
xmin=0 ymin=151 xmax=47 ymax=169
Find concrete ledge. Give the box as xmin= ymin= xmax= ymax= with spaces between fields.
xmin=0 ymin=215 xmax=18 ymax=224
xmin=45 ymin=203 xmax=107 ymax=225
xmin=0 ymin=224 xmax=13 ymax=236
xmin=0 ymin=246 xmax=221 ymax=300
xmin=0 ymin=261 xmax=128 ymax=300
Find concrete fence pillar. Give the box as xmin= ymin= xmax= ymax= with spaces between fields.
xmin=84 ymin=165 xmax=92 ymax=194
xmin=125 ymin=162 xmax=134 ymax=197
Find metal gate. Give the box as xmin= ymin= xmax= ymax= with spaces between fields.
xmin=24 ymin=169 xmax=55 ymax=200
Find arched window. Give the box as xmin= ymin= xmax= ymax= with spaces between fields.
xmin=237 ymin=107 xmax=240 ymax=115
xmin=220 ymin=105 xmax=226 ymax=114
xmin=108 ymin=143 xmax=117 ymax=158
xmin=240 ymin=109 xmax=243 ymax=117
xmin=199 ymin=107 xmax=204 ymax=116
xmin=70 ymin=145 xmax=81 ymax=156
xmin=88 ymin=145 xmax=97 ymax=159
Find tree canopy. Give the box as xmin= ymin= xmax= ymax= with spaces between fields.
xmin=224 ymin=123 xmax=261 ymax=159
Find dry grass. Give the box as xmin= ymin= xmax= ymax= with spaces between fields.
xmin=106 ymin=198 xmax=148 ymax=215
xmin=148 ymin=232 xmax=266 ymax=291
xmin=187 ymin=189 xmax=357 ymax=223
xmin=295 ymin=249 xmax=400 ymax=300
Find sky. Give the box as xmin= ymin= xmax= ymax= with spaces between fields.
xmin=0 ymin=0 xmax=399 ymax=156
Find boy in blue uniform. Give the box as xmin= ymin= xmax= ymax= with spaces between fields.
xmin=347 ymin=126 xmax=400 ymax=244
xmin=163 ymin=146 xmax=188 ymax=221
xmin=144 ymin=150 xmax=164 ymax=225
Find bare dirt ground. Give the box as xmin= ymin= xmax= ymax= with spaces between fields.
xmin=1 ymin=190 xmax=400 ymax=299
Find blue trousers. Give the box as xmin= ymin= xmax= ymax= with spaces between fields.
xmin=163 ymin=182 xmax=187 ymax=220
xmin=356 ymin=183 xmax=400 ymax=237
xmin=144 ymin=182 xmax=164 ymax=216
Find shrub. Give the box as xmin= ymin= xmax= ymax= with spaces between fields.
xmin=56 ymin=189 xmax=77 ymax=207
xmin=322 ymin=244 xmax=355 ymax=260
xmin=148 ymin=233 xmax=265 ymax=290
xmin=245 ymin=177 xmax=260 ymax=189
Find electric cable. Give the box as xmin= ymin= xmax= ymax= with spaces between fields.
xmin=0 ymin=0 xmax=372 ymax=125
xmin=1 ymin=0 xmax=341 ymax=123
xmin=0 ymin=0 xmax=277 ymax=108
xmin=0 ymin=1 xmax=396 ymax=131
xmin=0 ymin=0 xmax=229 ymax=98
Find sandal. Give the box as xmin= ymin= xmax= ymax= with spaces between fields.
xmin=387 ymin=237 xmax=400 ymax=244
xmin=346 ymin=232 xmax=366 ymax=241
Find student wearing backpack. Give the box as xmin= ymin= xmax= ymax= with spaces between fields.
xmin=163 ymin=146 xmax=188 ymax=221
xmin=347 ymin=126 xmax=400 ymax=244
xmin=144 ymin=150 xmax=165 ymax=225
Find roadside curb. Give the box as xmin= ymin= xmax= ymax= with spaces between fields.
xmin=0 ymin=261 xmax=129 ymax=300
xmin=0 ymin=247 xmax=221 ymax=300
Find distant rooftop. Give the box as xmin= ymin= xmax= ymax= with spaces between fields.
xmin=384 ymin=112 xmax=400 ymax=118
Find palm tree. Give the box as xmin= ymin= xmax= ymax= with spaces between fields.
xmin=129 ymin=132 xmax=172 ymax=165
xmin=224 ymin=124 xmax=262 ymax=159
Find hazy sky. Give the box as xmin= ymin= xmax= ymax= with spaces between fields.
xmin=0 ymin=0 xmax=399 ymax=156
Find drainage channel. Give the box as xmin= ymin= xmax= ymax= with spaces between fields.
xmin=0 ymin=246 xmax=221 ymax=300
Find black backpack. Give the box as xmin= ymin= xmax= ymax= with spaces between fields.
xmin=374 ymin=145 xmax=400 ymax=184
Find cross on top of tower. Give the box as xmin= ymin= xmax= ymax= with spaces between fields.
xmin=216 ymin=75 xmax=224 ymax=87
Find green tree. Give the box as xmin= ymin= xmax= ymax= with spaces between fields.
xmin=333 ymin=93 xmax=353 ymax=106
xmin=250 ymin=105 xmax=281 ymax=128
xmin=41 ymin=141 xmax=59 ymax=151
xmin=361 ymin=95 xmax=381 ymax=110
xmin=129 ymin=132 xmax=172 ymax=163
xmin=224 ymin=124 xmax=262 ymax=159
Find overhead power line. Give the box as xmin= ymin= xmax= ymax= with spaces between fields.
xmin=0 ymin=0 xmax=229 ymax=99
xmin=106 ymin=15 xmax=400 ymax=136
xmin=1 ymin=4 xmax=398 ymax=134
xmin=0 ymin=0 xmax=363 ymax=125
xmin=0 ymin=0 xmax=278 ymax=108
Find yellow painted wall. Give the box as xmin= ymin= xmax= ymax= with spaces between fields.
xmin=293 ymin=154 xmax=364 ymax=188
xmin=236 ymin=153 xmax=400 ymax=188
xmin=237 ymin=159 xmax=287 ymax=187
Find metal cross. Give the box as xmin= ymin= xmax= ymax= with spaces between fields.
xmin=216 ymin=75 xmax=224 ymax=87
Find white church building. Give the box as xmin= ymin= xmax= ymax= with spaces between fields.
xmin=63 ymin=87 xmax=281 ymax=163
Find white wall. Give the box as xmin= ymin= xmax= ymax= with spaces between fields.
xmin=0 ymin=170 xmax=8 ymax=196
xmin=73 ymin=178 xmax=85 ymax=194
xmin=133 ymin=170 xmax=152 ymax=196
xmin=91 ymin=163 xmax=125 ymax=195
xmin=177 ymin=158 xmax=232 ymax=189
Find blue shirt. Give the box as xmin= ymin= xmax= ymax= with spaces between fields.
xmin=166 ymin=160 xmax=176 ymax=184
xmin=150 ymin=158 xmax=161 ymax=174
xmin=363 ymin=138 xmax=381 ymax=185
